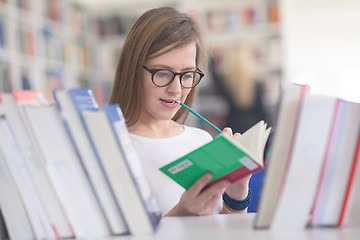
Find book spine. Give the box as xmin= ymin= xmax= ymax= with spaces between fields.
xmin=278 ymin=84 xmax=310 ymax=195
xmin=67 ymin=89 xmax=117 ymax=232
xmin=310 ymin=99 xmax=343 ymax=224
xmin=68 ymin=89 xmax=129 ymax=235
xmin=104 ymin=104 xmax=161 ymax=232
xmin=337 ymin=132 xmax=360 ymax=226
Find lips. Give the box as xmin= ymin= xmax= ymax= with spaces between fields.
xmin=160 ymin=98 xmax=179 ymax=108
xmin=160 ymin=99 xmax=177 ymax=104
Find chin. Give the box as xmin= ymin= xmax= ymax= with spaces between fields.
xmin=159 ymin=113 xmax=177 ymax=121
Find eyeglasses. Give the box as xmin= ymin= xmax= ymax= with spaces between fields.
xmin=143 ymin=65 xmax=204 ymax=88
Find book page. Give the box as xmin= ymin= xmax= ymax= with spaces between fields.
xmin=235 ymin=121 xmax=269 ymax=165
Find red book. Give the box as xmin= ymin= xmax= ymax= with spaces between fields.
xmin=12 ymin=90 xmax=46 ymax=103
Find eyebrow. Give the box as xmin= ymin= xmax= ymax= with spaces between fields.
xmin=149 ymin=64 xmax=196 ymax=71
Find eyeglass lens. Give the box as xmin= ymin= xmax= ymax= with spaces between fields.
xmin=153 ymin=70 xmax=201 ymax=88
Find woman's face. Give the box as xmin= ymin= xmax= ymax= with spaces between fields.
xmin=141 ymin=42 xmax=196 ymax=123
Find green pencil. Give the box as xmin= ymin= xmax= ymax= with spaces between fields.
xmin=177 ymin=100 xmax=222 ymax=133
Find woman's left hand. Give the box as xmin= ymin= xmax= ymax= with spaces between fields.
xmin=221 ymin=127 xmax=251 ymax=201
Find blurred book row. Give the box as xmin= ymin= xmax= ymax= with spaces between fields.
xmin=0 ymin=0 xmax=283 ymax=112
xmin=0 ymin=0 xmax=112 ymax=107
xmin=0 ymin=89 xmax=161 ymax=239
xmin=255 ymin=84 xmax=360 ymax=229
xmin=1 ymin=83 xmax=359 ymax=240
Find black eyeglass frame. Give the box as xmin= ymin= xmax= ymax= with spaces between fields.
xmin=143 ymin=65 xmax=204 ymax=88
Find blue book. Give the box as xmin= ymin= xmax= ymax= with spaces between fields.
xmin=54 ymin=88 xmax=128 ymax=235
xmin=68 ymin=88 xmax=99 ymax=112
xmin=82 ymin=103 xmax=161 ymax=235
xmin=104 ymin=104 xmax=162 ymax=227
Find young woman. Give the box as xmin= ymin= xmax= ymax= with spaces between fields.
xmin=109 ymin=7 xmax=251 ymax=217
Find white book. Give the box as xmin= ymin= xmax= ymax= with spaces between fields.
xmin=0 ymin=138 xmax=35 ymax=240
xmin=22 ymin=104 xmax=111 ymax=238
xmin=271 ymin=95 xmax=337 ymax=230
xmin=0 ymin=118 xmax=56 ymax=239
xmin=255 ymin=84 xmax=310 ymax=228
xmin=311 ymin=100 xmax=360 ymax=226
xmin=82 ymin=104 xmax=161 ymax=236
xmin=53 ymin=90 xmax=128 ymax=235
xmin=2 ymin=92 xmax=74 ymax=238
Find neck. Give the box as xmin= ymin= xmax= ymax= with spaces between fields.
xmin=129 ymin=119 xmax=184 ymax=138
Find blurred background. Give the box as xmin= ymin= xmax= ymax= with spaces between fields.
xmin=1 ymin=0 xmax=359 ymax=211
xmin=1 ymin=0 xmax=359 ymax=126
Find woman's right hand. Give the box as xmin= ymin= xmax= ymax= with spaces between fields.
xmin=165 ymin=173 xmax=231 ymax=216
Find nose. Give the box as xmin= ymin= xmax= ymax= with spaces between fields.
xmin=166 ymin=75 xmax=182 ymax=93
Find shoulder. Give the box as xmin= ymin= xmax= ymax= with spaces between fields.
xmin=183 ymin=125 xmax=213 ymax=141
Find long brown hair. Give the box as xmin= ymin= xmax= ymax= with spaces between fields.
xmin=109 ymin=7 xmax=209 ymax=127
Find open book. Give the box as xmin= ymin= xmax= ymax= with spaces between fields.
xmin=160 ymin=121 xmax=271 ymax=190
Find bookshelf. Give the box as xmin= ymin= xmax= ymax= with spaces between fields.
xmin=180 ymin=0 xmax=281 ymax=75
xmin=0 ymin=0 xmax=282 ymax=111
xmin=1 ymin=86 xmax=359 ymax=239
xmin=139 ymin=213 xmax=359 ymax=240
xmin=1 ymin=2 xmax=359 ymax=239
xmin=182 ymin=0 xmax=282 ymax=133
xmin=0 ymin=0 xmax=106 ymax=103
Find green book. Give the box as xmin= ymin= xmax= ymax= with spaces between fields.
xmin=160 ymin=121 xmax=271 ymax=190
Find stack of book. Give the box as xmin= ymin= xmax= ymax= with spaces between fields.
xmin=1 ymin=84 xmax=359 ymax=238
xmin=155 ymin=83 xmax=360 ymax=229
xmin=254 ymin=84 xmax=360 ymax=229
xmin=0 ymin=89 xmax=161 ymax=240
